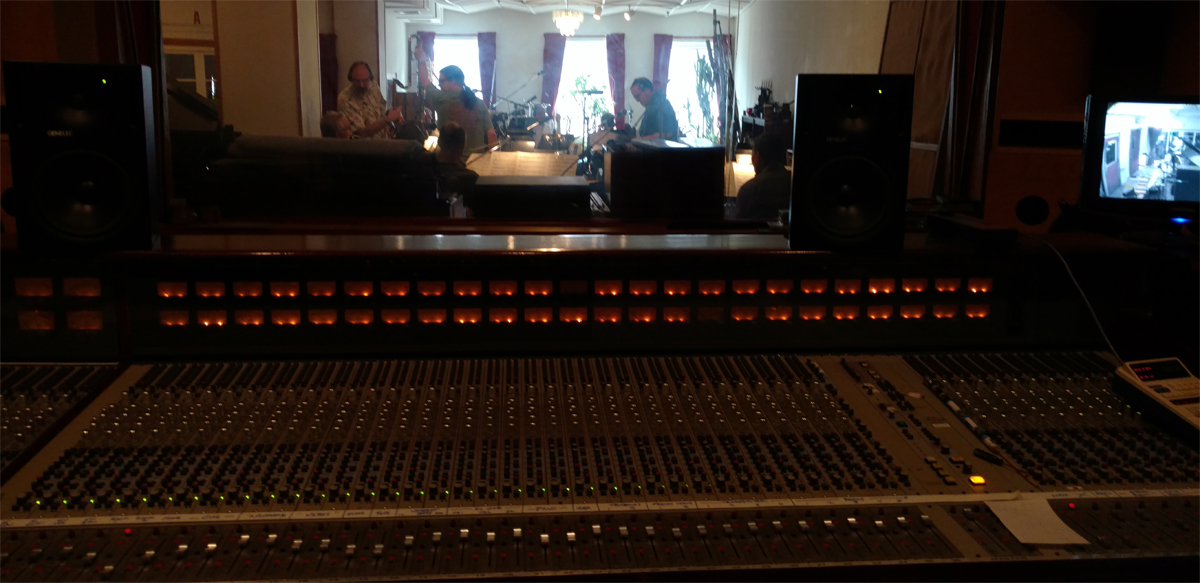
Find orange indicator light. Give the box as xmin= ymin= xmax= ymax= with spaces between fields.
xmin=798 ymin=306 xmax=826 ymax=321
xmin=901 ymin=278 xmax=927 ymax=293
xmin=900 ymin=305 xmax=925 ymax=319
xmin=270 ymin=282 xmax=299 ymax=298
xmin=381 ymin=309 xmax=410 ymax=324
xmin=935 ymin=278 xmax=960 ymax=293
xmin=933 ymin=305 xmax=957 ymax=319
xmin=417 ymin=282 xmax=445 ymax=297
xmin=868 ymin=279 xmax=895 ymax=294
xmin=67 ymin=311 xmax=103 ymax=330
xmin=63 ymin=278 xmax=101 ymax=297
xmin=698 ymin=280 xmax=725 ymax=296
xmin=733 ymin=280 xmax=760 ymax=295
xmin=765 ymin=306 xmax=791 ymax=321
xmin=766 ymin=280 xmax=793 ymax=294
xmin=629 ymin=280 xmax=656 ymax=296
xmin=594 ymin=307 xmax=622 ymax=323
xmin=731 ymin=307 xmax=757 ymax=322
xmin=832 ymin=306 xmax=859 ymax=320
xmin=382 ymin=282 xmax=410 ymax=297
xmin=417 ymin=309 xmax=446 ymax=324
xmin=197 ymin=310 xmax=227 ymax=327
xmin=834 ymin=280 xmax=861 ymax=295
xmin=525 ymin=281 xmax=553 ymax=296
xmin=272 ymin=310 xmax=301 ymax=325
xmin=159 ymin=310 xmax=189 ymax=326
xmin=867 ymin=306 xmax=893 ymax=320
xmin=800 ymin=280 xmax=827 ymax=294
xmin=560 ymin=308 xmax=587 ymax=323
xmin=195 ymin=282 xmax=225 ymax=298
xmin=345 ymin=281 xmax=373 ymax=297
xmin=629 ymin=307 xmax=656 ymax=323
xmin=345 ymin=309 xmax=374 ymax=325
xmin=664 ymin=280 xmax=691 ymax=296
xmin=525 ymin=307 xmax=553 ymax=323
xmin=15 ymin=277 xmax=53 ymax=297
xmin=489 ymin=308 xmax=517 ymax=323
xmin=663 ymin=307 xmax=689 ymax=322
xmin=233 ymin=282 xmax=262 ymax=297
xmin=454 ymin=281 xmax=482 ymax=297
xmin=158 ymin=282 xmax=187 ymax=298
xmin=965 ymin=304 xmax=990 ymax=319
xmin=454 ymin=308 xmax=482 ymax=324
xmin=235 ymin=310 xmax=264 ymax=326
xmin=594 ymin=280 xmax=622 ymax=296
xmin=967 ymin=278 xmax=992 ymax=293
xmin=489 ymin=281 xmax=517 ymax=296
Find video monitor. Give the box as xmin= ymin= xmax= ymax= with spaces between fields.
xmin=1083 ymin=97 xmax=1200 ymax=221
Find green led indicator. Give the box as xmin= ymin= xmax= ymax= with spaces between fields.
xmin=89 ymin=499 xmax=94 ymax=504
xmin=419 ymin=491 xmax=425 ymax=495
xmin=142 ymin=498 xmax=147 ymax=502
xmin=101 ymin=79 xmax=107 ymax=84
xmin=542 ymin=488 xmax=546 ymax=492
xmin=564 ymin=488 xmax=569 ymax=492
xmin=297 ymin=494 xmax=302 ymax=498
xmin=371 ymin=492 xmax=375 ymax=497
xmin=878 ymin=89 xmax=882 ymax=94
xmin=396 ymin=492 xmax=401 ymax=496
xmin=63 ymin=500 xmax=68 ymax=504
xmin=321 ymin=494 xmax=326 ymax=498
xmin=271 ymin=495 xmax=275 ymax=499
xmin=219 ymin=496 xmax=224 ymax=500
xmin=35 ymin=501 xmax=41 ymax=505
xmin=168 ymin=497 xmax=173 ymax=502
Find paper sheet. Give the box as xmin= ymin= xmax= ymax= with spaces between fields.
xmin=466 ymin=152 xmax=576 ymax=177
xmin=985 ymin=498 xmax=1090 ymax=545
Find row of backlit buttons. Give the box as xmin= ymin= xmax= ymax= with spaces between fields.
xmin=16 ymin=311 xmax=103 ymax=331
xmin=12 ymin=278 xmax=102 ymax=297
xmin=155 ymin=278 xmax=993 ymax=298
xmin=159 ymin=304 xmax=992 ymax=327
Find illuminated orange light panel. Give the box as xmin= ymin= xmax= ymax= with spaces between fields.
xmin=595 ymin=307 xmax=622 ymax=323
xmin=63 ymin=278 xmax=101 ymax=297
xmin=629 ymin=308 xmax=655 ymax=323
xmin=867 ymin=306 xmax=893 ymax=320
xmin=935 ymin=278 xmax=960 ymax=292
xmin=966 ymin=304 xmax=990 ymax=318
xmin=381 ymin=309 xmax=410 ymax=324
xmin=525 ymin=308 xmax=552 ymax=323
xmin=766 ymin=280 xmax=793 ymax=294
xmin=417 ymin=309 xmax=446 ymax=324
xmin=933 ymin=305 xmax=958 ymax=319
xmin=868 ymin=279 xmax=895 ymax=294
xmin=800 ymin=280 xmax=827 ymax=294
xmin=765 ymin=307 xmax=791 ymax=321
xmin=490 ymin=281 xmax=517 ymax=296
xmin=560 ymin=308 xmax=587 ymax=323
xmin=159 ymin=310 xmax=189 ymax=326
xmin=382 ymin=282 xmax=410 ymax=296
xmin=233 ymin=282 xmax=262 ymax=297
xmin=309 ymin=281 xmax=337 ymax=297
xmin=525 ymin=281 xmax=553 ymax=296
xmin=490 ymin=308 xmax=517 ymax=323
xmin=15 ymin=278 xmax=53 ymax=297
xmin=345 ymin=281 xmax=373 ymax=297
xmin=732 ymin=307 xmax=757 ymax=322
xmin=417 ymin=282 xmax=445 ymax=297
xmin=699 ymin=280 xmax=725 ymax=296
xmin=158 ymin=282 xmax=187 ymax=298
xmin=833 ymin=306 xmax=859 ymax=320
xmin=454 ymin=309 xmax=482 ymax=324
xmin=733 ymin=280 xmax=759 ymax=295
xmin=798 ymin=307 xmax=825 ymax=321
xmin=235 ymin=310 xmax=264 ymax=326
xmin=270 ymin=282 xmax=299 ymax=298
xmin=901 ymin=278 xmax=927 ymax=293
xmin=18 ymin=311 xmax=55 ymax=330
xmin=197 ymin=310 xmax=227 ymax=327
xmin=66 ymin=311 xmax=103 ymax=330
xmin=595 ymin=280 xmax=622 ymax=296
xmin=272 ymin=310 xmax=301 ymax=325
xmin=834 ymin=280 xmax=861 ymax=295
xmin=195 ymin=282 xmax=224 ymax=298
xmin=967 ymin=278 xmax=993 ymax=293
xmin=629 ymin=280 xmax=656 ymax=296
xmin=663 ymin=307 xmax=689 ymax=322
xmin=900 ymin=305 xmax=925 ymax=319
xmin=454 ymin=281 xmax=482 ymax=297
xmin=664 ymin=280 xmax=690 ymax=296
xmin=305 ymin=308 xmax=335 ymax=324
xmin=345 ymin=309 xmax=374 ymax=325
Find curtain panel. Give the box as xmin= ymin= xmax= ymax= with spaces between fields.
xmin=652 ymin=34 xmax=672 ymax=92
xmin=478 ymin=32 xmax=497 ymax=108
xmin=541 ymin=33 xmax=567 ymax=114
xmin=606 ymin=33 xmax=626 ymax=129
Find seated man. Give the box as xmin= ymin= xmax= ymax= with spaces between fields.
xmin=337 ymin=61 xmax=404 ymax=139
xmin=436 ymin=122 xmax=479 ymax=203
xmin=319 ymin=111 xmax=352 ymax=139
xmin=734 ymin=131 xmax=792 ymax=220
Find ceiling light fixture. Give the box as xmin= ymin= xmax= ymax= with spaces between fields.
xmin=624 ymin=9 xmax=632 ymax=21
xmin=553 ymin=10 xmax=584 ymax=36
xmin=594 ymin=6 xmax=602 ymax=19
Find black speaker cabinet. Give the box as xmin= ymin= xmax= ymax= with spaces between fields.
xmin=2 ymin=61 xmax=157 ymax=252
xmin=789 ymin=74 xmax=913 ymax=252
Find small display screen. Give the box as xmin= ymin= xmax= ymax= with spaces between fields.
xmin=1097 ymin=102 xmax=1200 ymax=202
xmin=1130 ymin=360 xmax=1191 ymax=381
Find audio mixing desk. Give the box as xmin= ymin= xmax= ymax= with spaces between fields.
xmin=1 ymin=353 xmax=1196 ymax=581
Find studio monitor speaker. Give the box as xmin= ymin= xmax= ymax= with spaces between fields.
xmin=789 ymin=74 xmax=913 ymax=252
xmin=2 ymin=61 xmax=157 ymax=252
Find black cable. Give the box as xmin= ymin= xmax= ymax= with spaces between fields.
xmin=1020 ymin=233 xmax=1122 ymax=361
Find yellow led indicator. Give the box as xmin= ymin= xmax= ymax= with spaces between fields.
xmin=877 ymin=89 xmax=882 ymax=94
xmin=969 ymin=475 xmax=986 ymax=486
xmin=102 ymin=79 xmax=107 ymax=84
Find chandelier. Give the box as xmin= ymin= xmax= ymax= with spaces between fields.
xmin=553 ymin=10 xmax=584 ymax=36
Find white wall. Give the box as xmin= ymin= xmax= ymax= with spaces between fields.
xmin=215 ymin=0 xmax=300 ymax=136
xmin=409 ymin=10 xmax=733 ymax=123
xmin=333 ymin=0 xmax=380 ymax=95
xmin=160 ymin=0 xmax=213 ymax=40
xmin=384 ymin=14 xmax=406 ymax=87
xmin=734 ymin=0 xmax=889 ymax=108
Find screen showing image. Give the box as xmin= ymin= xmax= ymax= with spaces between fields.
xmin=1098 ymin=102 xmax=1200 ymax=202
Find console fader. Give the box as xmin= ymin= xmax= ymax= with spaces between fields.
xmin=0 ymin=353 xmax=1196 ymax=581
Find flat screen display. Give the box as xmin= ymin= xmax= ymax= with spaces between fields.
xmin=1097 ymin=102 xmax=1200 ymax=203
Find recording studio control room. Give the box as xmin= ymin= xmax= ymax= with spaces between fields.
xmin=0 ymin=1 xmax=1197 ymax=582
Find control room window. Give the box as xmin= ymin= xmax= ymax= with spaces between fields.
xmin=433 ymin=36 xmax=482 ymax=95
xmin=554 ymin=37 xmax=613 ymax=140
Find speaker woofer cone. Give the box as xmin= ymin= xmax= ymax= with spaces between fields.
xmin=33 ymin=150 xmax=132 ymax=240
xmin=807 ymin=155 xmax=892 ymax=238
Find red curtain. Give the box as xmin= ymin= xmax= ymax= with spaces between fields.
xmin=652 ymin=34 xmax=672 ymax=92
xmin=606 ymin=33 xmax=626 ymax=129
xmin=478 ymin=32 xmax=497 ymax=108
xmin=541 ymin=33 xmax=567 ymax=114
xmin=318 ymin=34 xmax=339 ymax=113
xmin=706 ymin=34 xmax=732 ymax=143
xmin=416 ymin=31 xmax=436 ymax=63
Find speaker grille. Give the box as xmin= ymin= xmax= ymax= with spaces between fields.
xmin=806 ymin=155 xmax=892 ymax=239
xmin=33 ymin=151 xmax=133 ymax=240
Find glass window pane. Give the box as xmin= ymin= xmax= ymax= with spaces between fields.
xmin=165 ymin=53 xmax=196 ymax=81
xmin=203 ymin=54 xmax=218 ymax=99
xmin=432 ymin=37 xmax=482 ymax=93
xmin=666 ymin=40 xmax=718 ymax=141
xmin=555 ymin=38 xmax=612 ymax=139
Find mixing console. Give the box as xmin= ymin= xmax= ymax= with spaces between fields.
xmin=1 ymin=365 xmax=120 ymax=479
xmin=0 ymin=352 xmax=1195 ymax=580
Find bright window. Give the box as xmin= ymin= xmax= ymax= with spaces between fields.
xmin=666 ymin=39 xmax=719 ymax=141
xmin=164 ymin=46 xmax=217 ymax=100
xmin=554 ymin=38 xmax=612 ymax=140
xmin=433 ymin=36 xmax=482 ymax=93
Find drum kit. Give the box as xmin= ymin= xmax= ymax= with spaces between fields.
xmin=490 ymin=97 xmax=574 ymax=153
